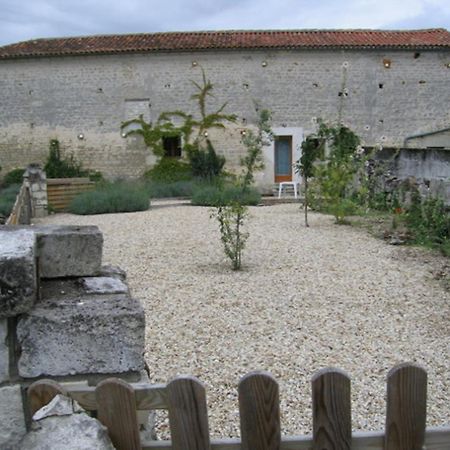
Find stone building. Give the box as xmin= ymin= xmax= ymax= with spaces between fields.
xmin=0 ymin=28 xmax=449 ymax=192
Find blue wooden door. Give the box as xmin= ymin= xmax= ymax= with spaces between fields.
xmin=274 ymin=136 xmax=292 ymax=182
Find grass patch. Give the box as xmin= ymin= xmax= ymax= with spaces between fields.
xmin=69 ymin=182 xmax=149 ymax=215
xmin=191 ymin=184 xmax=261 ymax=206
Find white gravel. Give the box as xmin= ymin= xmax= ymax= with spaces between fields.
xmin=36 ymin=201 xmax=450 ymax=438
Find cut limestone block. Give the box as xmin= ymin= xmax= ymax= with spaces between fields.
xmin=35 ymin=225 xmax=103 ymax=278
xmin=0 ymin=228 xmax=37 ymax=317
xmin=81 ymin=276 xmax=128 ymax=295
xmin=0 ymin=319 xmax=8 ymax=383
xmin=17 ymin=278 xmax=145 ymax=378
xmin=0 ymin=385 xmax=27 ymax=448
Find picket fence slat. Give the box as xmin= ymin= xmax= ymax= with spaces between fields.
xmin=238 ymin=371 xmax=281 ymax=450
xmin=28 ymin=379 xmax=69 ymax=416
xmin=96 ymin=378 xmax=141 ymax=450
xmin=24 ymin=364 xmax=450 ymax=450
xmin=312 ymin=368 xmax=352 ymax=450
xmin=385 ymin=363 xmax=427 ymax=450
xmin=167 ymin=376 xmax=211 ymax=450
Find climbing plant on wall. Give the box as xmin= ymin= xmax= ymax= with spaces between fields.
xmin=121 ymin=69 xmax=236 ymax=181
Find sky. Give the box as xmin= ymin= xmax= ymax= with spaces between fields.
xmin=1 ymin=0 xmax=450 ymax=46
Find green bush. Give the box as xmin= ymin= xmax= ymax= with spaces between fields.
xmin=191 ymin=184 xmax=261 ymax=206
xmin=145 ymin=180 xmax=196 ymax=198
xmin=44 ymin=139 xmax=88 ymax=178
xmin=188 ymin=140 xmax=226 ymax=181
xmin=405 ymin=192 xmax=450 ymax=248
xmin=143 ymin=158 xmax=192 ymax=183
xmin=0 ymin=184 xmax=21 ymax=216
xmin=69 ymin=182 xmax=149 ymax=215
xmin=2 ymin=168 xmax=25 ymax=187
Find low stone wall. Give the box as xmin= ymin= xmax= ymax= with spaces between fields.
xmin=0 ymin=225 xmax=149 ymax=448
xmin=374 ymin=147 xmax=450 ymax=205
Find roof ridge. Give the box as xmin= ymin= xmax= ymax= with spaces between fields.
xmin=1 ymin=28 xmax=449 ymax=59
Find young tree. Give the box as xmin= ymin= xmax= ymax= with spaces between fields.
xmin=295 ymin=136 xmax=322 ymax=227
xmin=299 ymin=121 xmax=361 ymax=224
xmin=212 ymin=109 xmax=272 ymax=270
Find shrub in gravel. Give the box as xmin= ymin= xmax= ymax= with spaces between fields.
xmin=69 ymin=182 xmax=149 ymax=215
xmin=191 ymin=184 xmax=261 ymax=206
xmin=145 ymin=180 xmax=197 ymax=198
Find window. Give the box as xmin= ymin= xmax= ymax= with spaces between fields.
xmin=163 ymin=136 xmax=182 ymax=158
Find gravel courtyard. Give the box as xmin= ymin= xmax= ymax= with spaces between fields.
xmin=37 ymin=201 xmax=450 ymax=438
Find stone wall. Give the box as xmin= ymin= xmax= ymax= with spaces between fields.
xmin=0 ymin=225 xmax=148 ymax=448
xmin=0 ymin=48 xmax=449 ymax=191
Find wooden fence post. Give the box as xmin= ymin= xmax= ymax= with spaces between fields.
xmin=385 ymin=363 xmax=427 ymax=450
xmin=238 ymin=371 xmax=281 ymax=450
xmin=167 ymin=375 xmax=211 ymax=450
xmin=96 ymin=378 xmax=141 ymax=450
xmin=311 ymin=368 xmax=351 ymax=450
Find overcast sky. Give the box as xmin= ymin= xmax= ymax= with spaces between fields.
xmin=1 ymin=0 xmax=450 ymax=46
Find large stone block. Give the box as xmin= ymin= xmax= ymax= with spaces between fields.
xmin=0 ymin=319 xmax=8 ymax=383
xmin=20 ymin=410 xmax=115 ymax=450
xmin=0 ymin=228 xmax=37 ymax=317
xmin=17 ymin=277 xmax=145 ymax=378
xmin=35 ymin=225 xmax=103 ymax=278
xmin=0 ymin=385 xmax=27 ymax=448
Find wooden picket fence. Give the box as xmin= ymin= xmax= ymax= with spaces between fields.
xmin=27 ymin=363 xmax=450 ymax=450
xmin=46 ymin=177 xmax=94 ymax=211
xmin=6 ymin=181 xmax=32 ymax=225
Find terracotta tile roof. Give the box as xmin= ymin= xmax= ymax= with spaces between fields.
xmin=1 ymin=29 xmax=450 ymax=59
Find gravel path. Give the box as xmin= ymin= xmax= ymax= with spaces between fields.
xmin=36 ymin=201 xmax=450 ymax=438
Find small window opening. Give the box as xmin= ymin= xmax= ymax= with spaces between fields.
xmin=379 ymin=83 xmax=384 ymax=89
xmin=163 ymin=136 xmax=182 ymax=158
xmin=419 ymin=80 xmax=426 ymax=84
xmin=414 ymin=52 xmax=421 ymax=59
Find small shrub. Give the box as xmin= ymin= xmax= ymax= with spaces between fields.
xmin=2 ymin=168 xmax=25 ymax=187
xmin=143 ymin=158 xmax=192 ymax=183
xmin=44 ymin=139 xmax=88 ymax=178
xmin=0 ymin=184 xmax=21 ymax=216
xmin=145 ymin=180 xmax=196 ymax=198
xmin=191 ymin=184 xmax=261 ymax=206
xmin=188 ymin=140 xmax=226 ymax=181
xmin=69 ymin=182 xmax=149 ymax=215
xmin=211 ymin=202 xmax=249 ymax=270
xmin=405 ymin=192 xmax=449 ymax=247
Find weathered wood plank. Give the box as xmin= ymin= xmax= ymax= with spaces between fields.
xmin=311 ymin=368 xmax=351 ymax=450
xmin=27 ymin=379 xmax=68 ymax=416
xmin=142 ymin=427 xmax=450 ymax=450
xmin=96 ymin=378 xmax=141 ymax=450
xmin=167 ymin=376 xmax=211 ymax=450
xmin=385 ymin=363 xmax=427 ymax=450
xmin=63 ymin=382 xmax=168 ymax=410
xmin=238 ymin=371 xmax=281 ymax=450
